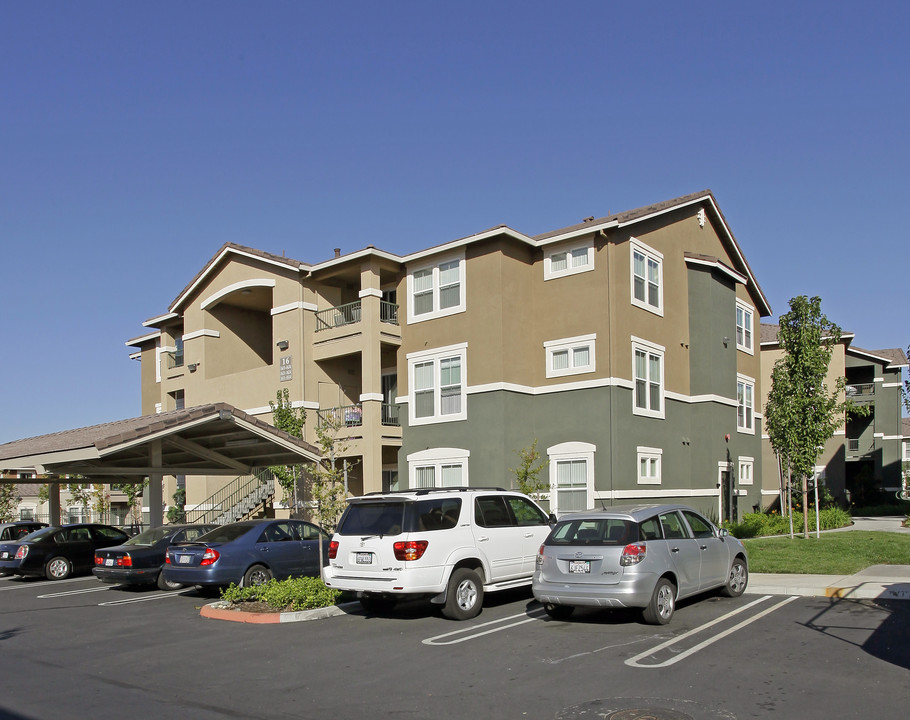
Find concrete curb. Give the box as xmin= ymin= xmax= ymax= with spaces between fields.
xmin=200 ymin=601 xmax=360 ymax=624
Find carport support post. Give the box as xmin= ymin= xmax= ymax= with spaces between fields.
xmin=48 ymin=483 xmax=61 ymax=526
xmin=148 ymin=439 xmax=164 ymax=528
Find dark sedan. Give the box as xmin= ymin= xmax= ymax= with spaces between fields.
xmin=0 ymin=524 xmax=130 ymax=580
xmin=163 ymin=518 xmax=331 ymax=588
xmin=0 ymin=521 xmax=48 ymax=542
xmin=93 ymin=523 xmax=217 ymax=590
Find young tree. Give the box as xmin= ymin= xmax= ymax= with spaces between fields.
xmin=510 ymin=440 xmax=549 ymax=502
xmin=166 ymin=486 xmax=187 ymax=524
xmin=112 ymin=480 xmax=148 ymax=530
xmin=764 ymin=296 xmax=847 ymax=539
xmin=269 ymin=388 xmax=308 ymax=515
xmin=91 ymin=483 xmax=110 ymax=523
xmin=0 ymin=484 xmax=21 ymax=522
xmin=67 ymin=482 xmax=93 ymax=522
xmin=307 ymin=414 xmax=354 ymax=533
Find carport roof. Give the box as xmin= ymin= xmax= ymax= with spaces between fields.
xmin=0 ymin=403 xmax=320 ymax=481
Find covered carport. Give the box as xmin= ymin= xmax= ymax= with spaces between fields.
xmin=0 ymin=403 xmax=321 ymax=527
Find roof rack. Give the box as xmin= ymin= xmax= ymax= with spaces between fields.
xmin=360 ymin=486 xmax=507 ymax=497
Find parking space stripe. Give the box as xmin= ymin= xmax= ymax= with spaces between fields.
xmin=0 ymin=577 xmax=94 ymax=592
xmin=37 ymin=586 xmax=112 ymax=599
xmin=422 ymin=609 xmax=547 ymax=645
xmin=625 ymin=595 xmax=798 ymax=668
xmin=98 ymin=591 xmax=194 ymax=606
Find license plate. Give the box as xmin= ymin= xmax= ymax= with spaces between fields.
xmin=569 ymin=560 xmax=590 ymax=574
xmin=355 ymin=552 xmax=372 ymax=565
xmin=178 ymin=555 xmax=192 ymax=564
xmin=105 ymin=558 xmax=114 ymax=566
xmin=0 ymin=552 xmax=8 ymax=559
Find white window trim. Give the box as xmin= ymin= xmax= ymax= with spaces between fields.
xmin=735 ymin=299 xmax=755 ymax=355
xmin=903 ymin=439 xmax=910 ymax=461
xmin=637 ymin=446 xmax=662 ymax=485
xmin=406 ymin=447 xmax=470 ymax=489
xmin=407 ymin=343 xmax=468 ymax=426
xmin=736 ymin=373 xmax=756 ymax=435
xmin=406 ymin=251 xmax=466 ymax=324
xmin=544 ymin=334 xmax=596 ymax=378
xmin=547 ymin=441 xmax=596 ymax=516
xmin=631 ymin=336 xmax=666 ymax=419
xmin=629 ymin=237 xmax=664 ymax=316
xmin=544 ymin=238 xmax=594 ymax=281
xmin=738 ymin=456 xmax=754 ymax=486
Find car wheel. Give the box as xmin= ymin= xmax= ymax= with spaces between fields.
xmin=642 ymin=577 xmax=675 ymax=625
xmin=359 ymin=594 xmax=397 ymax=614
xmin=442 ymin=568 xmax=484 ymax=621
xmin=157 ymin=571 xmax=184 ymax=592
xmin=45 ymin=556 xmax=72 ymax=581
xmin=543 ymin=603 xmax=574 ymax=620
xmin=243 ymin=565 xmax=272 ymax=587
xmin=721 ymin=557 xmax=748 ymax=598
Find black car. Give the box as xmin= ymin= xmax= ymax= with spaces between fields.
xmin=0 ymin=521 xmax=48 ymax=542
xmin=94 ymin=524 xmax=217 ymax=590
xmin=0 ymin=524 xmax=129 ymax=580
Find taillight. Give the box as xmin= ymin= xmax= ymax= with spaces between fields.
xmin=620 ymin=542 xmax=647 ymax=566
xmin=165 ymin=554 xmax=171 ymax=564
xmin=200 ymin=548 xmax=220 ymax=566
xmin=95 ymin=554 xmax=103 ymax=566
xmin=328 ymin=541 xmax=338 ymax=560
xmin=536 ymin=544 xmax=545 ymax=567
xmin=15 ymin=545 xmax=28 ymax=560
xmin=95 ymin=553 xmax=132 ymax=567
xmin=393 ymin=540 xmax=429 ymax=561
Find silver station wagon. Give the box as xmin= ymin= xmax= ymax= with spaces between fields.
xmin=532 ymin=503 xmax=748 ymax=624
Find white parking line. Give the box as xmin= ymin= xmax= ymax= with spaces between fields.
xmin=422 ymin=609 xmax=548 ymax=645
xmin=37 ymin=586 xmax=112 ymax=599
xmin=0 ymin=577 xmax=92 ymax=592
xmin=98 ymin=591 xmax=193 ymax=606
xmin=624 ymin=595 xmax=798 ymax=668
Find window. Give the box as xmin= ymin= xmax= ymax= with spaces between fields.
xmin=735 ymin=300 xmax=754 ymax=353
xmin=407 ymin=254 xmax=465 ymax=323
xmin=408 ymin=344 xmax=467 ymax=425
xmin=632 ymin=337 xmax=665 ymax=418
xmin=637 ymin=447 xmax=662 ymax=485
xmin=903 ymin=439 xmax=910 ymax=462
xmin=737 ymin=374 xmax=755 ymax=433
xmin=407 ymin=447 xmax=470 ymax=489
xmin=547 ymin=442 xmax=595 ymax=516
xmin=738 ymin=457 xmax=754 ymax=486
xmin=544 ymin=239 xmax=594 ymax=280
xmin=630 ymin=238 xmax=663 ymax=315
xmin=545 ymin=334 xmax=596 ymax=378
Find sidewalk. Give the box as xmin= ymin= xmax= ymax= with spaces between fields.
xmin=745 ymin=516 xmax=910 ymax=601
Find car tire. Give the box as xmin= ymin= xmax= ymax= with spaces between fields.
xmin=359 ymin=594 xmax=397 ymax=614
xmin=720 ymin=557 xmax=748 ymax=598
xmin=642 ymin=577 xmax=675 ymax=625
xmin=243 ymin=564 xmax=272 ymax=587
xmin=157 ymin=571 xmax=184 ymax=592
xmin=543 ymin=603 xmax=574 ymax=620
xmin=45 ymin=556 xmax=72 ymax=581
xmin=442 ymin=568 xmax=484 ymax=621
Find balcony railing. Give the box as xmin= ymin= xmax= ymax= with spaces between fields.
xmin=847 ymin=438 xmax=860 ymax=452
xmin=316 ymin=301 xmax=362 ymax=332
xmin=318 ymin=404 xmax=363 ymax=428
xmin=165 ymin=349 xmax=184 ymax=369
xmin=846 ymin=383 xmax=874 ymax=396
xmin=381 ymin=403 xmax=400 ymax=427
xmin=380 ymin=301 xmax=399 ymax=325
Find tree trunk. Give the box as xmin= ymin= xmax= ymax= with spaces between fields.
xmin=801 ymin=474 xmax=809 ymax=539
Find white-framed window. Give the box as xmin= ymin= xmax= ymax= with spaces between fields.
xmin=637 ymin=446 xmax=662 ymax=485
xmin=544 ymin=239 xmax=594 ymax=281
xmin=737 ymin=373 xmax=755 ymax=434
xmin=738 ymin=457 xmax=754 ymax=486
xmin=547 ymin=442 xmax=595 ymax=516
xmin=407 ymin=252 xmax=465 ymax=323
xmin=632 ymin=337 xmax=665 ymax=418
xmin=406 ymin=448 xmax=469 ymax=489
xmin=735 ymin=299 xmax=754 ymax=354
xmin=903 ymin=439 xmax=910 ymax=462
xmin=407 ymin=343 xmax=467 ymax=425
xmin=545 ymin=334 xmax=596 ymax=378
xmin=630 ymin=238 xmax=663 ymax=315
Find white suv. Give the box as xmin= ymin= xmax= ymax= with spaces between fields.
xmin=322 ymin=487 xmax=553 ymax=620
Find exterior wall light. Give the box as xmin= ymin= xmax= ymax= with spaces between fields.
xmin=276 ymin=340 xmax=289 ymax=350
xmin=188 ymin=363 xmax=199 ymax=373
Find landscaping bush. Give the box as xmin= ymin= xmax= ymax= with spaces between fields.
xmin=729 ymin=507 xmax=852 ymax=538
xmin=220 ymin=576 xmax=341 ymax=612
xmin=849 ymin=500 xmax=910 ymax=517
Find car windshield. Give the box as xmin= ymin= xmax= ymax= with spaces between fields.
xmin=195 ymin=524 xmax=254 ymax=544
xmin=546 ymin=518 xmax=638 ymax=546
xmin=125 ymin=527 xmax=174 ymax=547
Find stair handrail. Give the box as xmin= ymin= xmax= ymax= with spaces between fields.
xmin=184 ymin=467 xmax=275 ymax=525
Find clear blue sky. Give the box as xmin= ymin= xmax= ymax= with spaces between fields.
xmin=2 ymin=1 xmax=907 ymax=443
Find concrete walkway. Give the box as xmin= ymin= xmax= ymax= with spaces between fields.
xmin=746 ymin=515 xmax=910 ymax=601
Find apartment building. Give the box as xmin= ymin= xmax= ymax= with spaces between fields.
xmin=759 ymin=324 xmax=907 ymax=507
xmin=128 ymin=190 xmax=771 ymax=523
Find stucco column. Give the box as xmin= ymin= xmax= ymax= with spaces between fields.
xmin=147 ymin=439 xmax=164 ymax=528
xmin=48 ymin=483 xmax=61 ymax=526
xmin=359 ymin=260 xmax=384 ymax=493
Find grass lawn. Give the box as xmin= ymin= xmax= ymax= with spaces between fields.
xmin=743 ymin=531 xmax=910 ymax=574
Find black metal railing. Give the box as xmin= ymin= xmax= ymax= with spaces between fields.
xmin=184 ymin=468 xmax=275 ymax=525
xmin=315 ymin=301 xmax=362 ymax=331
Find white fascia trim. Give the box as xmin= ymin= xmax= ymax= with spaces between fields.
xmin=271 ymin=301 xmax=317 ymax=316
xmin=685 ymin=256 xmax=749 ymax=285
xmin=878 ymin=434 xmax=902 ymax=441
xmin=736 ymin=372 xmax=756 ymax=385
xmin=142 ymin=312 xmax=179 ymax=328
xmin=309 ymin=246 xmax=402 ymax=273
xmin=360 ymin=393 xmax=384 ymax=402
xmin=183 ymin=329 xmax=220 ymax=341
xmin=200 ymin=279 xmax=277 ymax=311
xmin=596 ymin=488 xmax=719 ymax=499
xmin=97 ymin=416 xmax=217 ymax=457
xmin=406 ymin=342 xmax=468 ymax=361
xmin=358 ymin=288 xmax=383 ymax=299
xmin=881 ymin=382 xmax=903 ymax=388
xmin=172 ymin=247 xmax=300 ymax=311
xmin=407 ymin=447 xmax=471 ymax=462
xmin=666 ymin=391 xmax=738 ymax=407
xmin=739 ymin=456 xmax=755 ymax=463
xmin=128 ymin=351 xmax=141 ymax=361
xmin=631 ymin=335 xmax=666 ymax=354
xmin=403 ymin=227 xmax=535 ymax=264
xmin=536 ymin=220 xmax=618 ymax=247
xmin=543 ymin=333 xmax=597 ymax=348
xmin=637 ymin=446 xmax=663 ymax=455
xmin=847 ymin=347 xmax=898 ymax=366
xmin=245 ymin=400 xmax=318 ymax=416
xmin=125 ymin=331 xmax=161 ymax=347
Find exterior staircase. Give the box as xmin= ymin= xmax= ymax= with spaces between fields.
xmin=184 ymin=467 xmax=275 ymax=525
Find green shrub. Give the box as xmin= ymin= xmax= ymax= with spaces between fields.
xmin=850 ymin=500 xmax=910 ymax=517
xmin=729 ymin=507 xmax=852 ymax=538
xmin=220 ymin=576 xmax=341 ymax=612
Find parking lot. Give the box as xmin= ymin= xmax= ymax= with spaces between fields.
xmin=2 ymin=573 xmax=909 ymax=720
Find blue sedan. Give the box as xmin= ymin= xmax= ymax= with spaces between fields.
xmin=162 ymin=519 xmax=331 ymax=588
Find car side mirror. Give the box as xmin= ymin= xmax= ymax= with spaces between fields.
xmin=548 ymin=513 xmax=558 ymax=527
xmin=718 ymin=527 xmax=729 ymax=537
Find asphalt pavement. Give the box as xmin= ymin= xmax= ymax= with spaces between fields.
xmin=746 ymin=515 xmax=910 ymax=602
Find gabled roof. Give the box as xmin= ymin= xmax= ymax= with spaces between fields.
xmin=760 ymin=322 xmax=857 ymax=348
xmin=848 ymin=346 xmax=909 ymax=369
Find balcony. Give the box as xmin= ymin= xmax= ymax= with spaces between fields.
xmin=312 ymin=300 xmax=401 ymax=361
xmin=317 ymin=403 xmax=401 ymax=432
xmin=165 ymin=348 xmax=184 ymax=369
xmin=315 ymin=301 xmax=399 ymax=332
